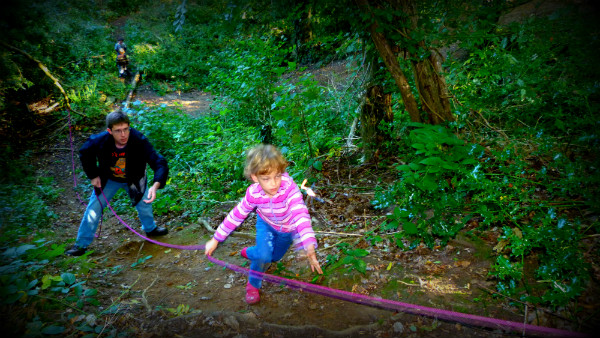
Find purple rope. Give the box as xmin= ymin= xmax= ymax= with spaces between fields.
xmin=100 ymin=190 xmax=204 ymax=250
xmin=205 ymin=255 xmax=587 ymax=338
xmin=65 ymin=109 xmax=587 ymax=338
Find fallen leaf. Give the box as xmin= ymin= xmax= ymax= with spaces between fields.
xmin=454 ymin=260 xmax=471 ymax=268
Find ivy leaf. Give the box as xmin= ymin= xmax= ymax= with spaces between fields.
xmin=312 ymin=160 xmax=322 ymax=171
xmin=61 ymin=272 xmax=76 ymax=285
xmin=41 ymin=325 xmax=65 ymax=335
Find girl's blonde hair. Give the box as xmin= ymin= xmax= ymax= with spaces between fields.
xmin=244 ymin=144 xmax=288 ymax=180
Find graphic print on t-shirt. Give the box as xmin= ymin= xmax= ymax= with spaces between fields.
xmin=110 ymin=150 xmax=126 ymax=180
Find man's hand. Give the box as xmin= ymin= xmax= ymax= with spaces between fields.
xmin=91 ymin=176 xmax=101 ymax=188
xmin=143 ymin=182 xmax=161 ymax=203
xmin=205 ymin=238 xmax=219 ymax=256
xmin=305 ymin=245 xmax=323 ymax=274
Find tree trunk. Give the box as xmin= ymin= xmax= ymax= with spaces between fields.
xmin=360 ymin=84 xmax=393 ymax=161
xmin=398 ymin=0 xmax=454 ymax=124
xmin=356 ymin=0 xmax=455 ymax=125
xmin=356 ymin=0 xmax=421 ymax=123
xmin=411 ymin=54 xmax=454 ymax=124
xmin=364 ymin=19 xmax=421 ymax=123
xmin=293 ymin=0 xmax=313 ymax=64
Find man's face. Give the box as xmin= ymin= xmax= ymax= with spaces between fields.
xmin=108 ymin=122 xmax=130 ymax=148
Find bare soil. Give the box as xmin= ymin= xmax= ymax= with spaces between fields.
xmin=18 ymin=61 xmax=595 ymax=338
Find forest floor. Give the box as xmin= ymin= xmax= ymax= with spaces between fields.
xmin=16 ymin=59 xmax=595 ymax=338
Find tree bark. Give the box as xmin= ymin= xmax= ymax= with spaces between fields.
xmin=397 ymin=0 xmax=454 ymax=124
xmin=362 ymin=13 xmax=422 ymax=123
xmin=356 ymin=0 xmax=455 ymax=125
xmin=411 ymin=55 xmax=454 ymax=124
xmin=360 ymin=84 xmax=393 ymax=161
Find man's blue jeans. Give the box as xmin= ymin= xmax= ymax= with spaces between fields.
xmin=75 ymin=179 xmax=157 ymax=248
xmin=245 ymin=215 xmax=293 ymax=289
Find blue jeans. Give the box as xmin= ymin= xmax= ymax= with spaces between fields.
xmin=75 ymin=179 xmax=157 ymax=248
xmin=246 ymin=215 xmax=293 ymax=289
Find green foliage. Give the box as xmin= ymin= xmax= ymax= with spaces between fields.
xmin=123 ymin=102 xmax=258 ymax=218
xmin=131 ymin=255 xmax=152 ymax=269
xmin=371 ymin=2 xmax=599 ymax=311
xmin=165 ymin=303 xmax=201 ymax=317
xmin=373 ymin=123 xmax=483 ymax=247
xmin=490 ymin=217 xmax=589 ymax=308
xmin=322 ymin=243 xmax=369 ymax=276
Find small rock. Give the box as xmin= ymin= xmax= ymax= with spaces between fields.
xmin=393 ymin=322 xmax=404 ymax=333
xmin=224 ymin=316 xmax=239 ymax=330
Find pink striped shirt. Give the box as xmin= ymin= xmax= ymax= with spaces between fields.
xmin=213 ymin=172 xmax=318 ymax=251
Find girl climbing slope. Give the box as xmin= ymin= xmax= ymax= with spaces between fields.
xmin=204 ymin=144 xmax=323 ymax=304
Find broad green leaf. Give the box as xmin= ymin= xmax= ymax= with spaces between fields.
xmin=403 ymin=222 xmax=418 ymax=235
xmin=347 ymin=248 xmax=369 ymax=257
xmin=61 ymin=273 xmax=76 ymax=285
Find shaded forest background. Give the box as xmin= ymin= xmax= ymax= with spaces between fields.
xmin=1 ymin=0 xmax=599 ymax=336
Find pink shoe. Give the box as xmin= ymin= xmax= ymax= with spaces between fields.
xmin=240 ymin=247 xmax=249 ymax=259
xmin=245 ymin=283 xmax=260 ymax=304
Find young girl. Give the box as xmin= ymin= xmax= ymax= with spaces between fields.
xmin=204 ymin=144 xmax=323 ymax=304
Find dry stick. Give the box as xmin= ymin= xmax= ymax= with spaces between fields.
xmin=199 ymin=218 xmax=254 ymax=239
xmin=98 ymin=276 xmax=141 ymax=338
xmin=0 ymin=40 xmax=86 ymax=117
xmin=136 ymin=241 xmax=146 ymax=261
xmin=124 ymin=71 xmax=142 ymax=108
xmin=523 ymin=304 xmax=528 ymax=338
xmin=141 ymin=275 xmax=159 ymax=313
xmin=471 ymin=108 xmax=509 ymax=140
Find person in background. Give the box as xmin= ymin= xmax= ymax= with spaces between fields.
xmin=204 ymin=144 xmax=323 ymax=304
xmin=116 ymin=47 xmax=130 ymax=78
xmin=114 ymin=37 xmax=130 ymax=78
xmin=114 ymin=37 xmax=127 ymax=55
xmin=65 ymin=108 xmax=169 ymax=256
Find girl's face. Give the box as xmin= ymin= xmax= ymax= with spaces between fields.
xmin=251 ymin=170 xmax=282 ymax=197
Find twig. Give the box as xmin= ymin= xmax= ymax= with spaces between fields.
xmin=398 ymin=280 xmax=421 ymax=287
xmin=141 ymin=275 xmax=159 ymax=313
xmin=523 ymin=304 xmax=528 ymax=337
xmin=319 ymin=237 xmax=357 ymax=250
xmin=314 ymin=231 xmax=362 ymax=237
xmin=198 ymin=218 xmax=254 ymax=239
xmin=124 ymin=72 xmax=142 ymax=108
xmin=136 ymin=241 xmax=145 ymax=261
xmin=470 ymin=108 xmax=509 ymax=140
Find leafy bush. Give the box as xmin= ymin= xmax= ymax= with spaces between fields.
xmin=373 ymin=123 xmax=483 ymax=247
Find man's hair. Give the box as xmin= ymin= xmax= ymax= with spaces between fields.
xmin=117 ymin=37 xmax=124 ymax=42
xmin=244 ymin=144 xmax=288 ymax=180
xmin=106 ymin=108 xmax=130 ymax=129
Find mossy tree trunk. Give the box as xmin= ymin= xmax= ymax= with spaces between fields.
xmin=356 ymin=0 xmax=454 ymax=125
